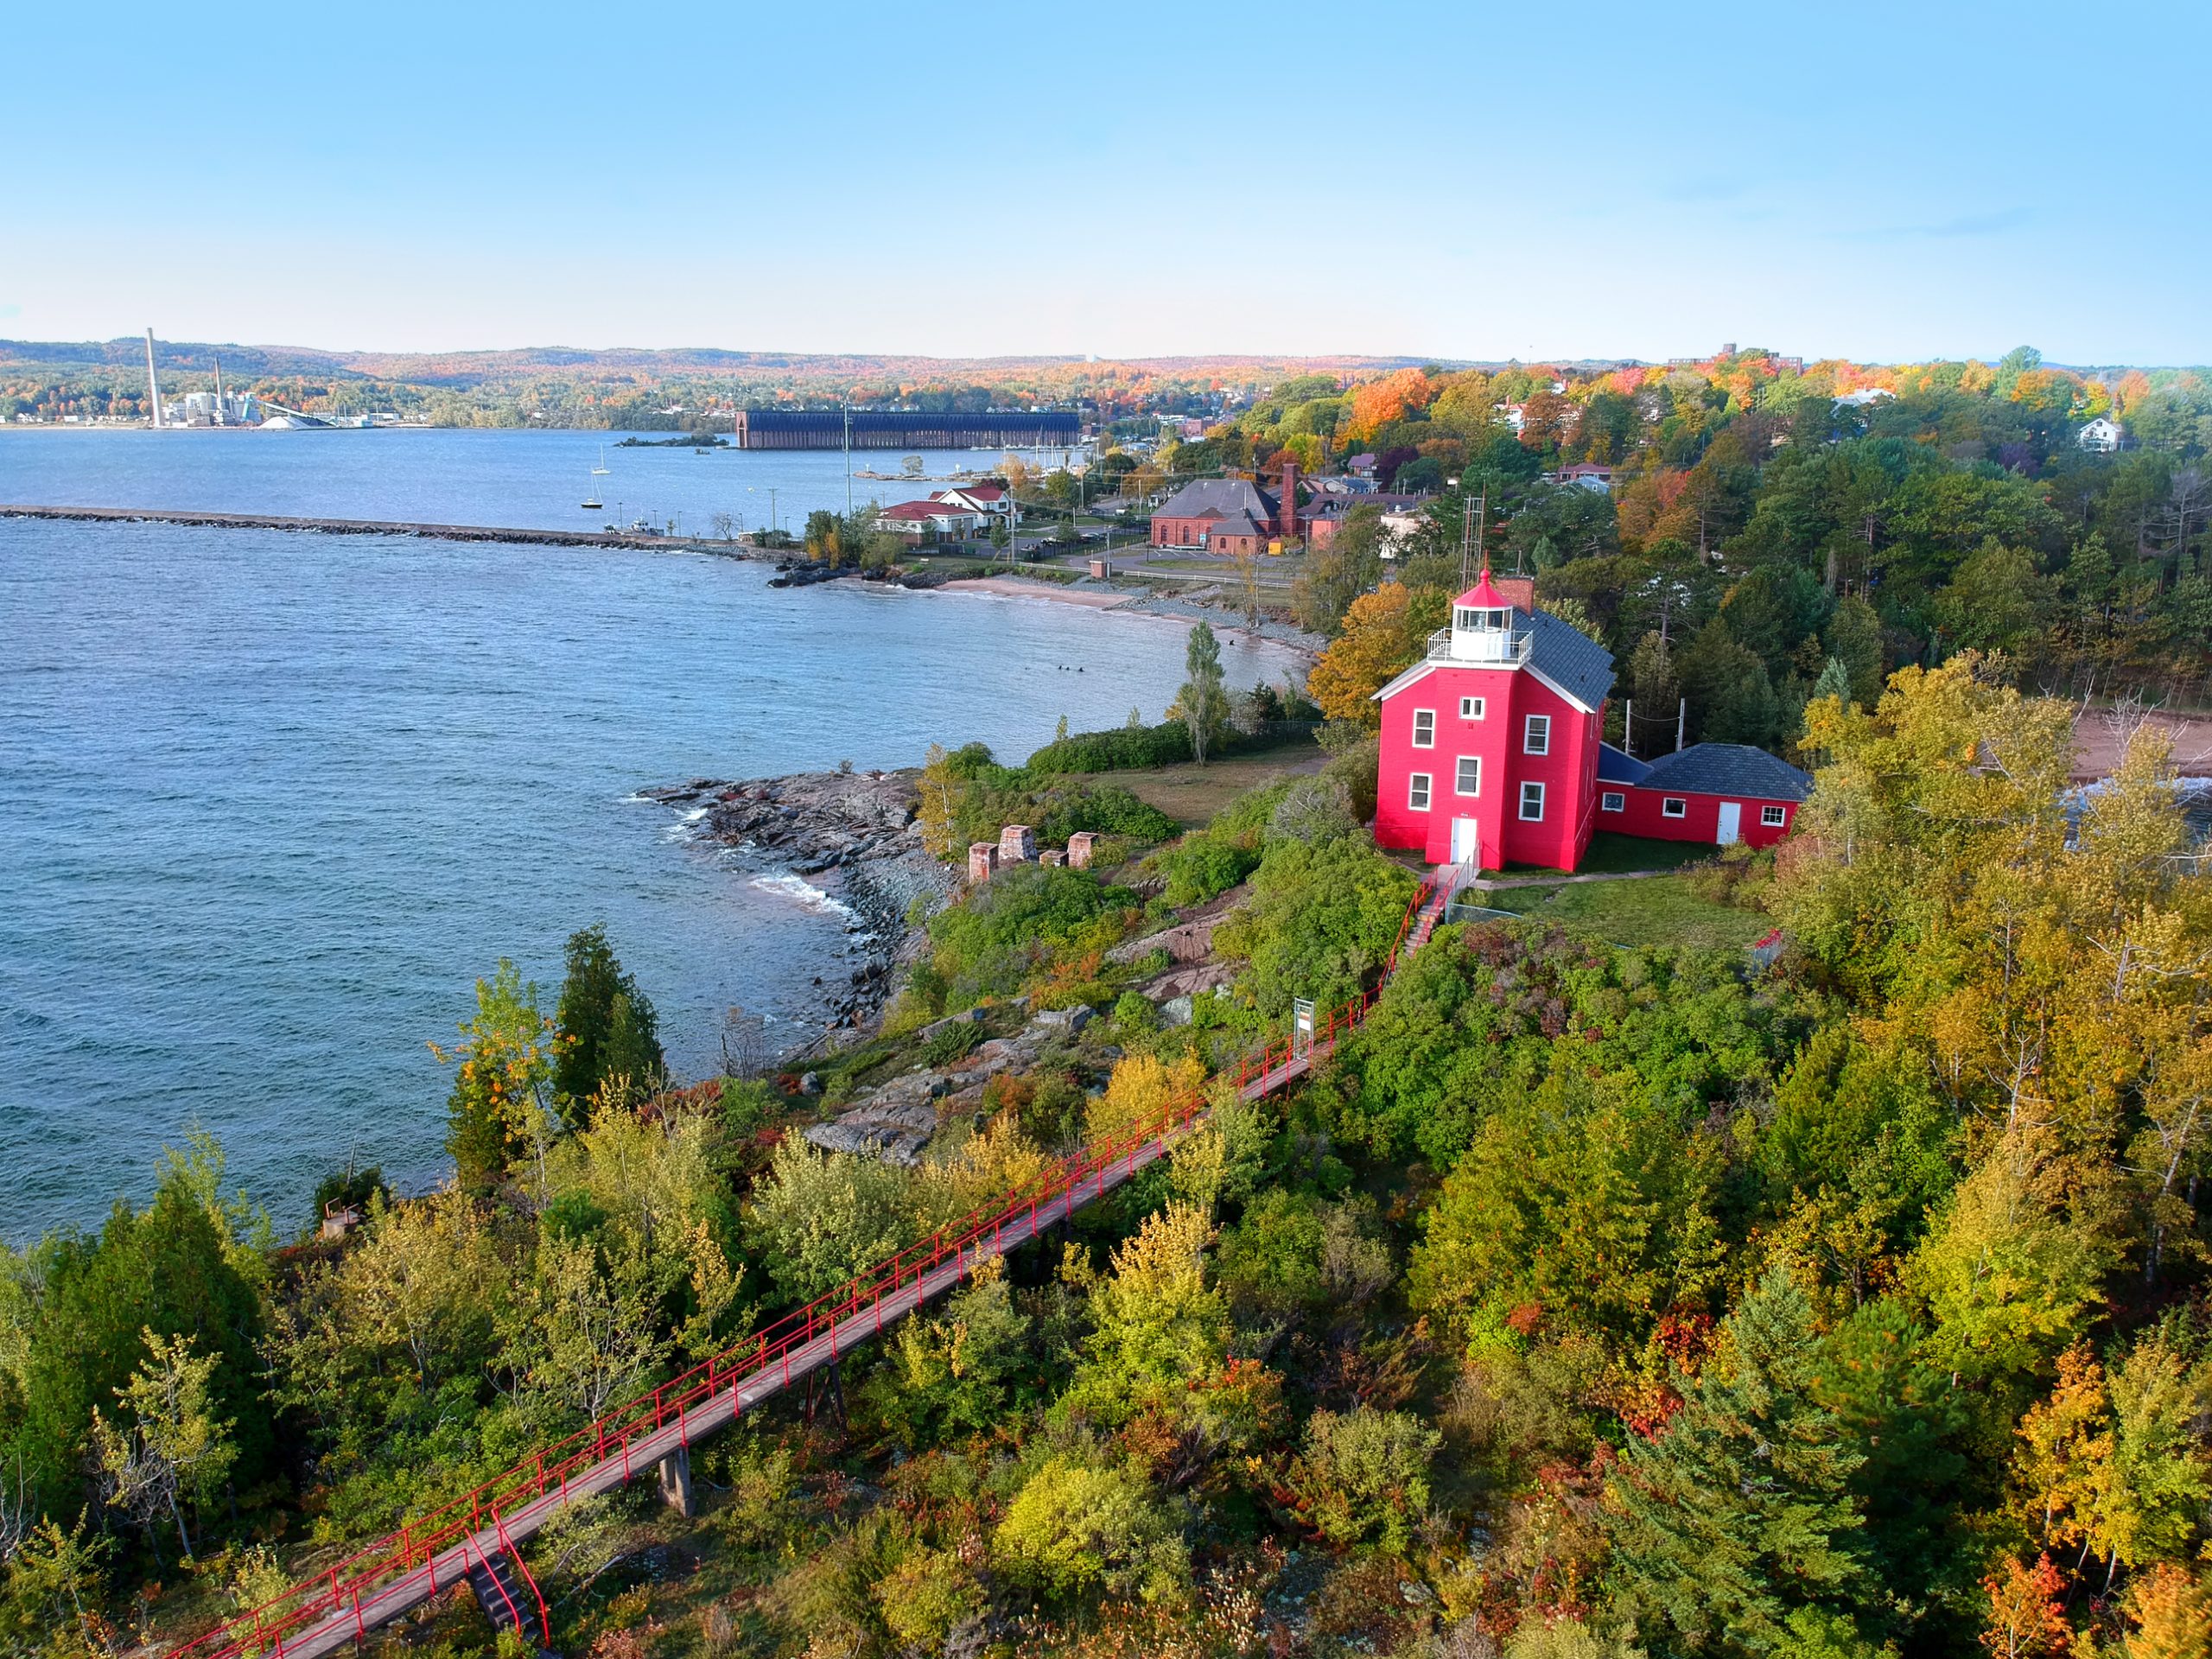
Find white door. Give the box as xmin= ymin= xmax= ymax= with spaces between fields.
xmin=1452 ymin=817 xmax=1481 ymax=864
xmin=1715 ymin=802 xmax=1741 ymax=845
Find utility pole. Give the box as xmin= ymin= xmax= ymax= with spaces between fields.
xmin=1623 ymin=696 xmax=1634 ymax=760
xmin=1676 ymin=698 xmax=1687 ymax=753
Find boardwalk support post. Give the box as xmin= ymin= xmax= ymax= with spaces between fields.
xmin=657 ymin=1445 xmax=696 ymax=1516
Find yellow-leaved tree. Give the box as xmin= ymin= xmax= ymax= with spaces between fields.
xmin=1306 ymin=585 xmax=1440 ymax=726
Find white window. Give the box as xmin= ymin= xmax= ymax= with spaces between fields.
xmin=1601 ymin=791 xmax=1625 ymax=813
xmin=1519 ymin=781 xmax=1546 ymax=821
xmin=1411 ymin=709 xmax=1436 ymax=748
xmin=1662 ymin=797 xmax=1688 ymax=819
xmin=1408 ymin=772 xmax=1432 ymax=811
xmin=1523 ymin=714 xmax=1550 ymax=755
xmin=1460 ymin=696 xmax=1485 ymax=720
xmin=1456 ymin=755 xmax=1481 ymax=796
xmin=1762 ymin=804 xmax=1789 ymax=827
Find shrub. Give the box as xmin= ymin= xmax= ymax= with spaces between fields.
xmin=1287 ymin=1405 xmax=1441 ymax=1552
xmin=920 ymin=1018 xmax=985 ymax=1066
xmin=719 ymin=1077 xmax=777 ymax=1137
xmin=1027 ymin=721 xmax=1194 ymax=774
xmin=993 ymin=1458 xmax=1189 ymax=1605
xmin=1159 ymin=836 xmax=1261 ymax=908
xmin=1113 ymin=991 xmax=1160 ymax=1034
xmin=925 ymin=863 xmax=1140 ymax=1008
xmin=1213 ymin=835 xmax=1421 ymax=1016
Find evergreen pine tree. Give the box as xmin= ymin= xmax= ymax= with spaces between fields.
xmin=1604 ymin=1269 xmax=1873 ymax=1655
xmin=551 ymin=925 xmax=662 ymax=1122
xmin=1823 ymin=594 xmax=1886 ymax=712
xmin=1811 ymin=656 xmax=1853 ymax=709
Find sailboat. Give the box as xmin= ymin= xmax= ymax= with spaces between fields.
xmin=582 ymin=446 xmax=609 ymax=510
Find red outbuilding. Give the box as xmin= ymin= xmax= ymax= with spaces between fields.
xmin=1594 ymin=742 xmax=1810 ymax=849
xmin=1372 ymin=569 xmax=1812 ymax=872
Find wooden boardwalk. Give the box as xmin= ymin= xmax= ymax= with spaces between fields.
xmin=172 ymin=879 xmax=1452 ymax=1659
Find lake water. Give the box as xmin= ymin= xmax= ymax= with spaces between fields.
xmin=0 ymin=431 xmax=1295 ymax=1242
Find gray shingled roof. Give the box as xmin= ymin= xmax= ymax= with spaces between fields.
xmin=1524 ymin=609 xmax=1615 ymax=710
xmin=1639 ymin=743 xmax=1813 ymax=802
xmin=1597 ymin=743 xmax=1650 ymax=785
xmin=1211 ymin=512 xmax=1263 ymax=537
xmin=1154 ymin=478 xmax=1278 ymax=521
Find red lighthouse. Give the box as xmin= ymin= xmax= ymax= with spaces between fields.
xmin=1370 ymin=568 xmax=1613 ymax=872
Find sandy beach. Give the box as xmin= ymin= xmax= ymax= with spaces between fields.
xmin=936 ymin=575 xmax=1135 ymax=609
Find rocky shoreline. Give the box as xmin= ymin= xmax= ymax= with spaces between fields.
xmin=638 ymin=768 xmax=954 ymax=1051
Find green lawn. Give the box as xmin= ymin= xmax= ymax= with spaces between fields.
xmin=1478 ymin=874 xmax=1772 ymax=951
xmin=1076 ymin=735 xmax=1327 ymax=829
xmin=1502 ymin=832 xmax=1713 ymax=878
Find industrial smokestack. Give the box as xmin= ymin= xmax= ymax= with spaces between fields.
xmin=213 ymin=352 xmax=225 ymax=424
xmin=144 ymin=329 xmax=164 ymax=429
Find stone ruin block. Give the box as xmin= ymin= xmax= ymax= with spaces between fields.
xmin=968 ymin=842 xmax=999 ymax=882
xmin=1039 ymin=849 xmax=1066 ymax=867
xmin=999 ymin=823 xmax=1036 ymax=864
xmin=1065 ymin=831 xmax=1097 ymax=869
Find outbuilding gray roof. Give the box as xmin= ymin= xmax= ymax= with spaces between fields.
xmin=1154 ymin=478 xmax=1278 ymax=521
xmin=1638 ymin=743 xmax=1813 ymax=802
xmin=1524 ymin=609 xmax=1615 ymax=710
xmin=1211 ymin=512 xmax=1263 ymax=537
xmin=1597 ymin=743 xmax=1650 ymax=785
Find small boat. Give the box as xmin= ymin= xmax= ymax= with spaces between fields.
xmin=582 ymin=445 xmax=609 ymax=509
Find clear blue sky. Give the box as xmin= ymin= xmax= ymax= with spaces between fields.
xmin=6 ymin=1 xmax=2207 ymax=365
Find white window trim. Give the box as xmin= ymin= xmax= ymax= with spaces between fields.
xmin=1460 ymin=695 xmax=1485 ymax=720
xmin=1408 ymin=772 xmax=1432 ymax=811
xmin=1662 ymin=796 xmax=1688 ymax=818
xmin=1518 ymin=780 xmax=1546 ymax=821
xmin=1761 ymin=804 xmax=1789 ymax=827
xmin=1455 ymin=755 xmax=1481 ymax=797
xmin=1411 ymin=709 xmax=1436 ymax=749
xmin=1523 ymin=714 xmax=1550 ymax=755
xmin=1600 ymin=791 xmax=1625 ymax=812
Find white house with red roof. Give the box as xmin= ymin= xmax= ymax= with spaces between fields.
xmin=877 ymin=500 xmax=980 ymax=541
xmin=931 ymin=483 xmax=1020 ymax=527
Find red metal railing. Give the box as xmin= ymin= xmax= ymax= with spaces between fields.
xmin=169 ymin=877 xmax=1442 ymax=1659
xmin=493 ymin=1510 xmax=550 ymax=1645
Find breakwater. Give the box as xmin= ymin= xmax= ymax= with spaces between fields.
xmin=0 ymin=503 xmax=747 ymax=553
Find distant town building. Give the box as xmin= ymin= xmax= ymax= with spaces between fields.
xmin=1834 ymin=388 xmax=1896 ymax=408
xmin=1301 ymin=492 xmax=1430 ymax=550
xmin=1553 ymin=462 xmax=1614 ymax=493
xmin=2077 ymin=416 xmax=2125 ymax=454
xmin=1149 ymin=468 xmax=1297 ymax=551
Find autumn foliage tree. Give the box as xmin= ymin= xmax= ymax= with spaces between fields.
xmin=1306 ymin=585 xmax=1439 ymax=725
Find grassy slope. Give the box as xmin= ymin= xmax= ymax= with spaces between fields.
xmin=1483 ymin=873 xmax=1772 ymax=950
xmin=1067 ymin=737 xmax=1329 ymax=830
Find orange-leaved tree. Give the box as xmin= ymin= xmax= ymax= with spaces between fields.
xmin=1980 ymin=1553 xmax=2069 ymax=1659
xmin=1306 ymin=585 xmax=1440 ymax=726
xmin=1347 ymin=368 xmax=1434 ymax=439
